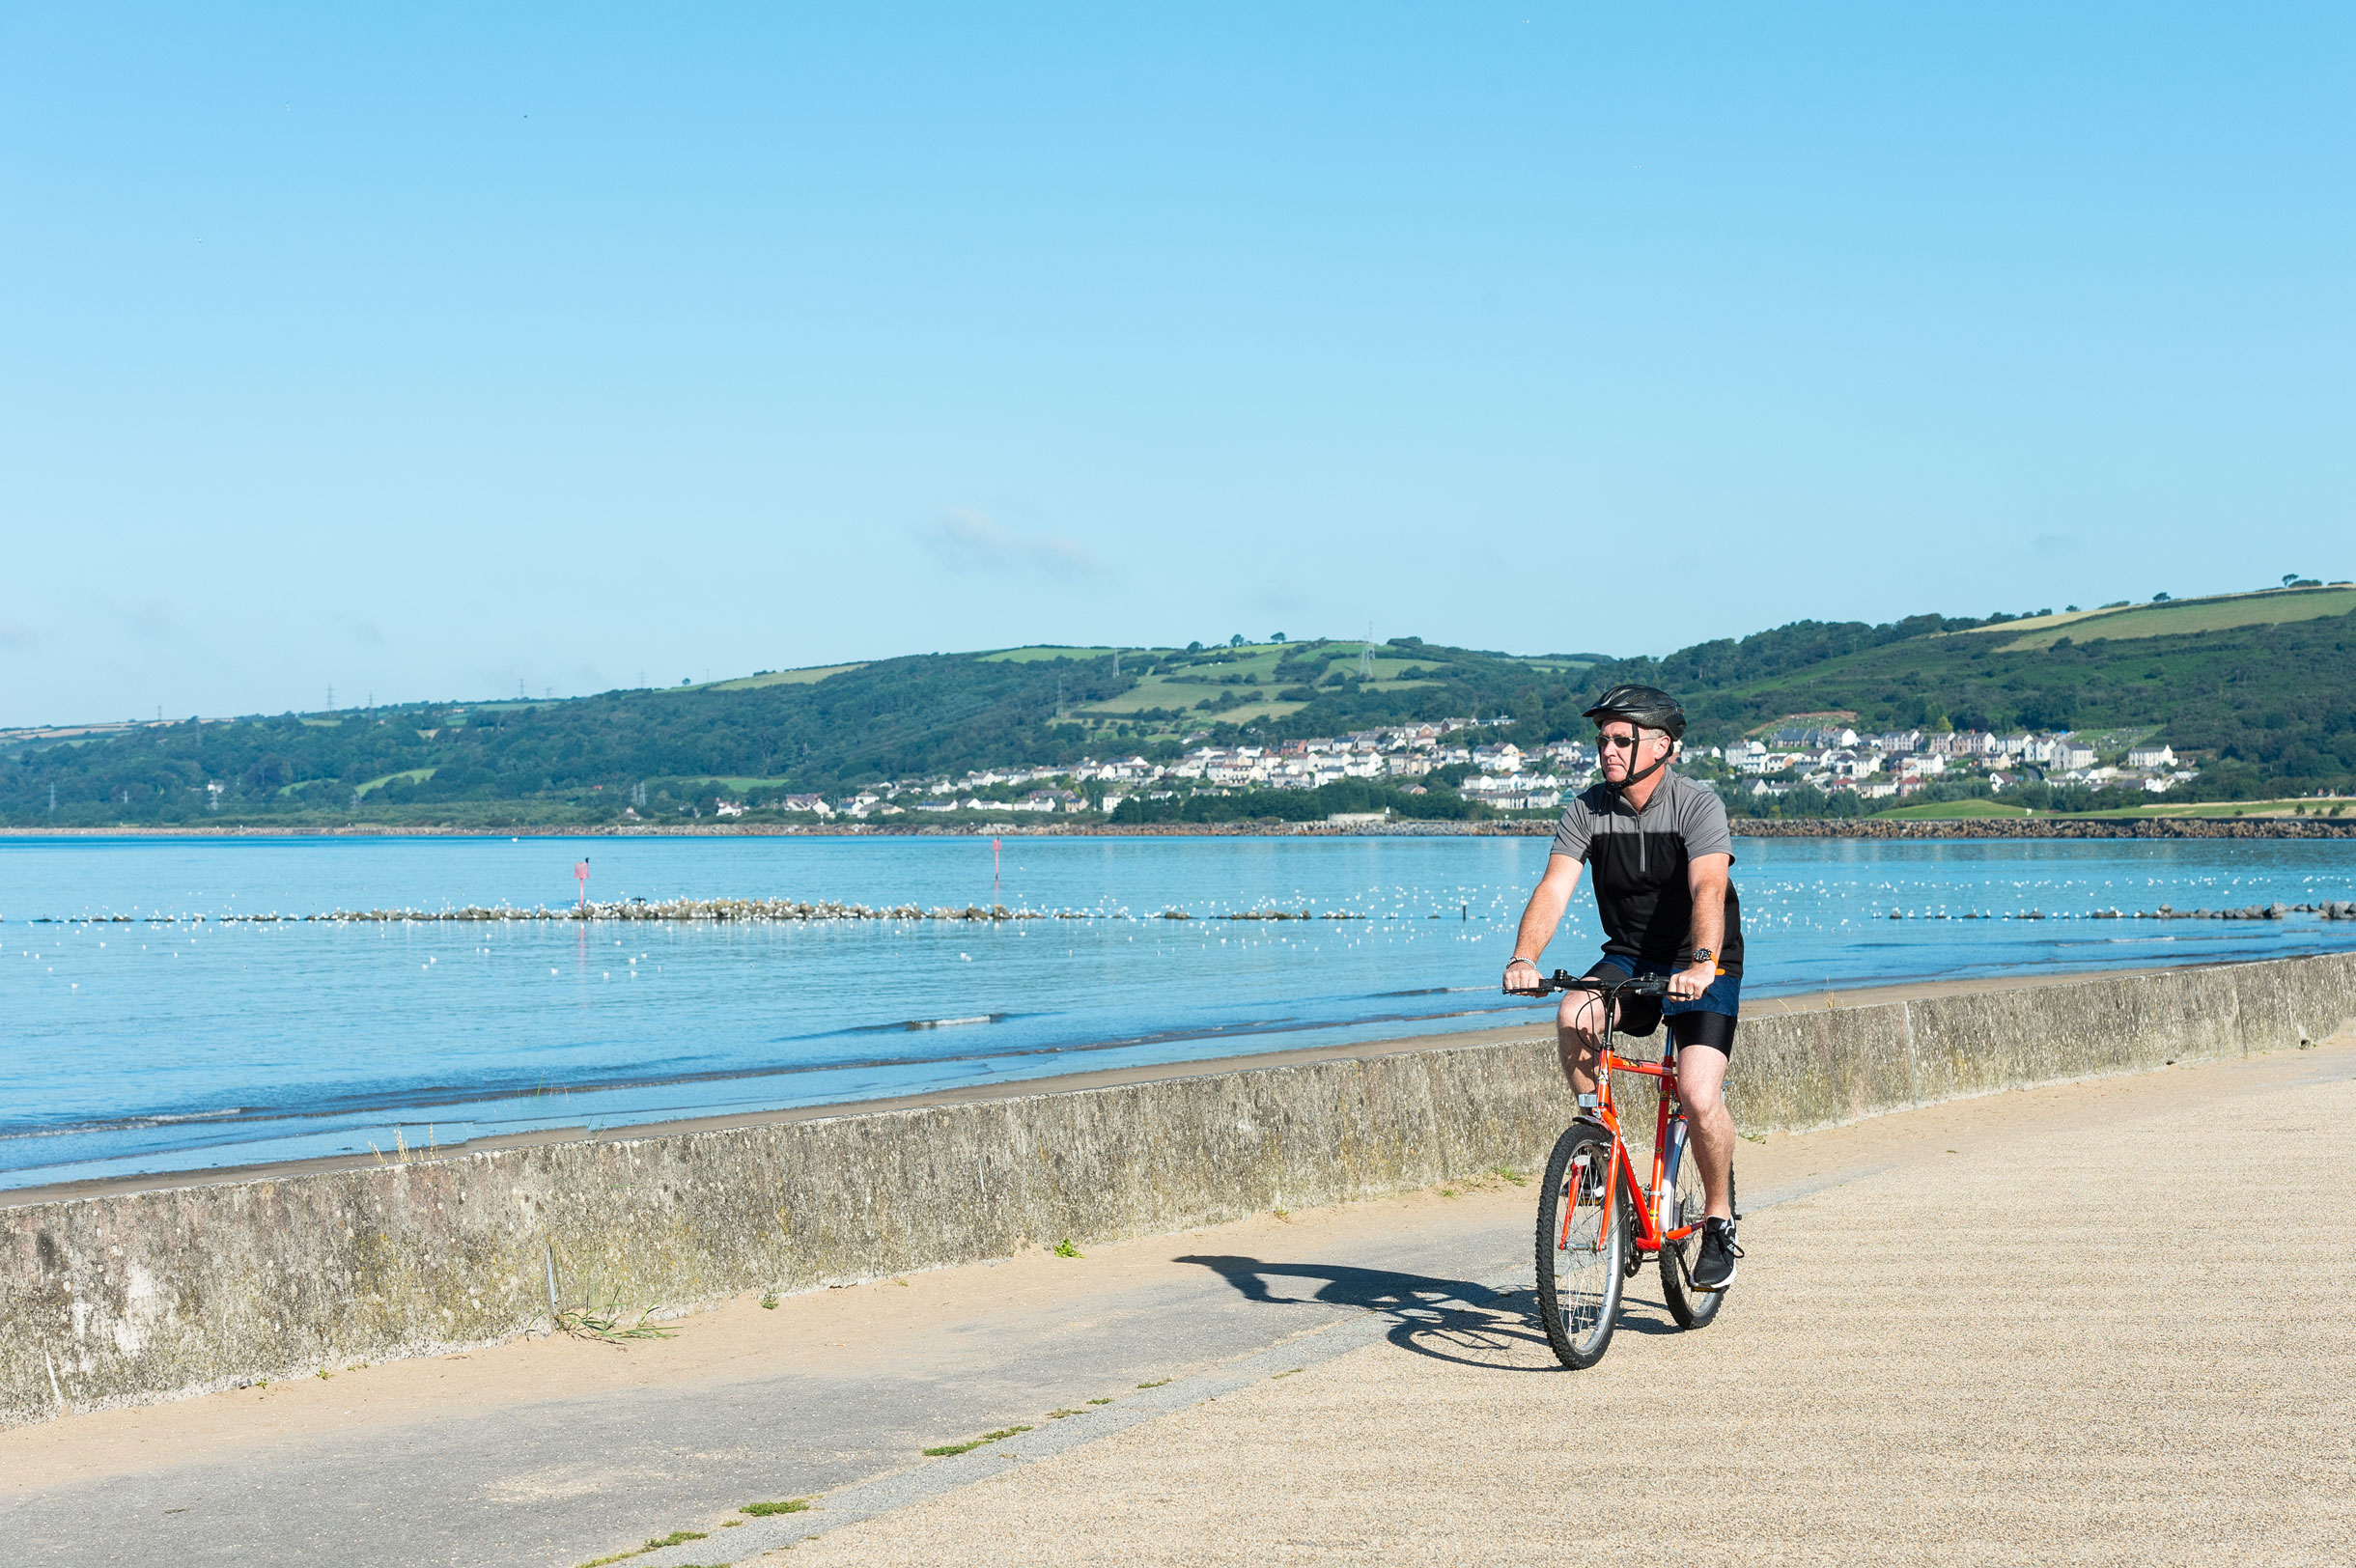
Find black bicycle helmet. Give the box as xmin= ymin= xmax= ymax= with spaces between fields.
xmin=1581 ymin=684 xmax=1687 ymax=741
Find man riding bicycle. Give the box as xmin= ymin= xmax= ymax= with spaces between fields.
xmin=1503 ymin=684 xmax=1745 ymax=1291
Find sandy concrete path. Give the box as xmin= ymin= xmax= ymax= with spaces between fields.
xmin=5 ymin=1132 xmax=1559 ymax=1565
xmin=10 ymin=1040 xmax=2351 ymax=1566
xmin=770 ymin=1042 xmax=2356 ymax=1568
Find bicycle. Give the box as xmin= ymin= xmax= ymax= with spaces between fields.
xmin=1528 ymin=969 xmax=1738 ymax=1368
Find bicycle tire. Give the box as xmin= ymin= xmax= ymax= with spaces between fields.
xmin=1659 ymin=1143 xmax=1736 ymax=1330
xmin=1535 ymin=1123 xmax=1626 ymax=1368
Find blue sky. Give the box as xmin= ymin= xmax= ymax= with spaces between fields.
xmin=3 ymin=4 xmax=2349 ymax=723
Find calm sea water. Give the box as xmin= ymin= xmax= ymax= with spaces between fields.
xmin=4 ymin=832 xmax=2353 ymax=1190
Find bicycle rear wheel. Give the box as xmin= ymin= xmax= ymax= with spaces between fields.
xmin=1535 ymin=1123 xmax=1626 ymax=1368
xmin=1659 ymin=1136 xmax=1736 ymax=1330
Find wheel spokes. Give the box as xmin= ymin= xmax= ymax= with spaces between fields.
xmin=1553 ymin=1152 xmax=1614 ymax=1336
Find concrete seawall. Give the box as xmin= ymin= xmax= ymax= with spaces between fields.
xmin=8 ymin=952 xmax=2354 ymax=1427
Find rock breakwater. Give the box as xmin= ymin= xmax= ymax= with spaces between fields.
xmin=21 ymin=899 xmax=1372 ymax=925
xmin=1736 ymin=817 xmax=2356 ymax=840
xmin=1876 ymin=900 xmax=2356 ymax=921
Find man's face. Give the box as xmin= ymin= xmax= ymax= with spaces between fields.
xmin=1597 ymin=721 xmax=1667 ymax=781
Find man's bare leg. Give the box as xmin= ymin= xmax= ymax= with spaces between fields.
xmin=1671 ymin=1044 xmax=1735 ymax=1220
xmin=1555 ymin=992 xmax=1609 ymax=1100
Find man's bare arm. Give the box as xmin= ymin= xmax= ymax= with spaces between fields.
xmin=1504 ymin=853 xmax=1584 ymax=993
xmin=1667 ymin=852 xmax=1730 ymax=999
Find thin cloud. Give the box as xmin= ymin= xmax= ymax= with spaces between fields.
xmin=104 ymin=597 xmax=183 ymax=639
xmin=0 ymin=618 xmax=36 ymax=649
xmin=920 ymin=508 xmax=1103 ymax=580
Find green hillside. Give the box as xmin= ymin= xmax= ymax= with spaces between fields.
xmin=0 ymin=640 xmax=1601 ymax=827
xmin=1621 ymin=586 xmax=2356 ymax=792
xmin=3 ymin=587 xmax=2349 ymax=826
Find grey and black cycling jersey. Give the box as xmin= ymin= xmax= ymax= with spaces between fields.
xmin=1548 ymin=768 xmax=1745 ymax=977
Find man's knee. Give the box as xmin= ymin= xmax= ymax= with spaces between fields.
xmin=1674 ymin=1052 xmax=1729 ymax=1115
xmin=1556 ymin=994 xmax=1607 ymax=1038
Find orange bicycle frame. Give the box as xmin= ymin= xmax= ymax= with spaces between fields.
xmin=1580 ymin=1040 xmax=1705 ymax=1255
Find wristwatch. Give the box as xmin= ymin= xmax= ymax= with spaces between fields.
xmin=1692 ymin=948 xmax=1715 ymax=965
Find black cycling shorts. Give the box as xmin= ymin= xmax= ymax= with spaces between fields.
xmin=1585 ymin=957 xmax=1739 ymax=1059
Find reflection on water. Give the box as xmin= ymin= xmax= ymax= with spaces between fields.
xmin=2 ymin=832 xmax=2351 ymax=1189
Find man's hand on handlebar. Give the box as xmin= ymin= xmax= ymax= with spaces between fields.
xmin=1502 ymin=957 xmax=1546 ymax=995
xmin=1667 ymin=960 xmax=1716 ymax=1001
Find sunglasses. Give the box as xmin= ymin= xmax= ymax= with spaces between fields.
xmin=1598 ymin=733 xmax=1646 ymax=750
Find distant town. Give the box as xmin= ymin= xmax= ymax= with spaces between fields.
xmin=705 ymin=717 xmax=2197 ymax=823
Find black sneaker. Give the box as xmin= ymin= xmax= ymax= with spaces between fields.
xmin=1692 ymin=1218 xmax=1741 ymax=1291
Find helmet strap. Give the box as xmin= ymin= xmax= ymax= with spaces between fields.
xmin=1609 ymin=734 xmax=1673 ymax=794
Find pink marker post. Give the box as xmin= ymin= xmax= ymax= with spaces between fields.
xmin=575 ymin=858 xmax=590 ymax=913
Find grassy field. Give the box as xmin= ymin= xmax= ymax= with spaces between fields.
xmin=1987 ymin=585 xmax=2356 ymax=652
xmin=1866 ymin=798 xmax=2038 ymax=821
xmin=703 ymin=664 xmax=866 ymax=690
xmin=1080 ymin=688 xmax=1314 ymax=722
xmin=1070 ymin=643 xmax=1441 ymax=722
xmin=977 ymin=645 xmax=1164 ymax=663
xmin=353 ymin=768 xmax=436 ymax=798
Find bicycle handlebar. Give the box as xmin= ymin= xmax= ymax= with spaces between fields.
xmin=1532 ymin=969 xmax=1669 ymax=999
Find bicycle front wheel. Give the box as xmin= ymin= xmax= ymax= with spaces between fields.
xmin=1660 ymin=1141 xmax=1736 ymax=1330
xmin=1535 ymin=1123 xmax=1626 ymax=1368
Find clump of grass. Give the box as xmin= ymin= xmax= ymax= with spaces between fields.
xmin=556 ymin=1302 xmax=677 ymax=1345
xmin=1136 ymin=1378 xmax=1170 ymax=1389
xmin=742 ymin=1499 xmax=813 ymax=1517
xmin=1052 ymin=1238 xmax=1082 ymax=1258
xmin=575 ymin=1529 xmax=709 ymax=1568
xmin=759 ymin=1292 xmax=780 ymax=1309
xmin=315 ymin=1368 xmax=332 ymax=1380
xmin=922 ymin=1425 xmax=1032 ymax=1457
xmin=1739 ymin=1131 xmax=1767 ymax=1144
xmin=1272 ymin=1207 xmax=1290 ymax=1220
xmin=1086 ymin=1397 xmax=1111 ymax=1406
xmin=366 ymin=1124 xmax=450 ymax=1165
xmin=1438 ymin=1186 xmax=1459 ymax=1198
xmin=1046 ymin=1407 xmax=1082 ymax=1419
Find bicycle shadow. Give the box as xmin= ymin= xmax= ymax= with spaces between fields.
xmin=1174 ymin=1254 xmax=1686 ymax=1373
